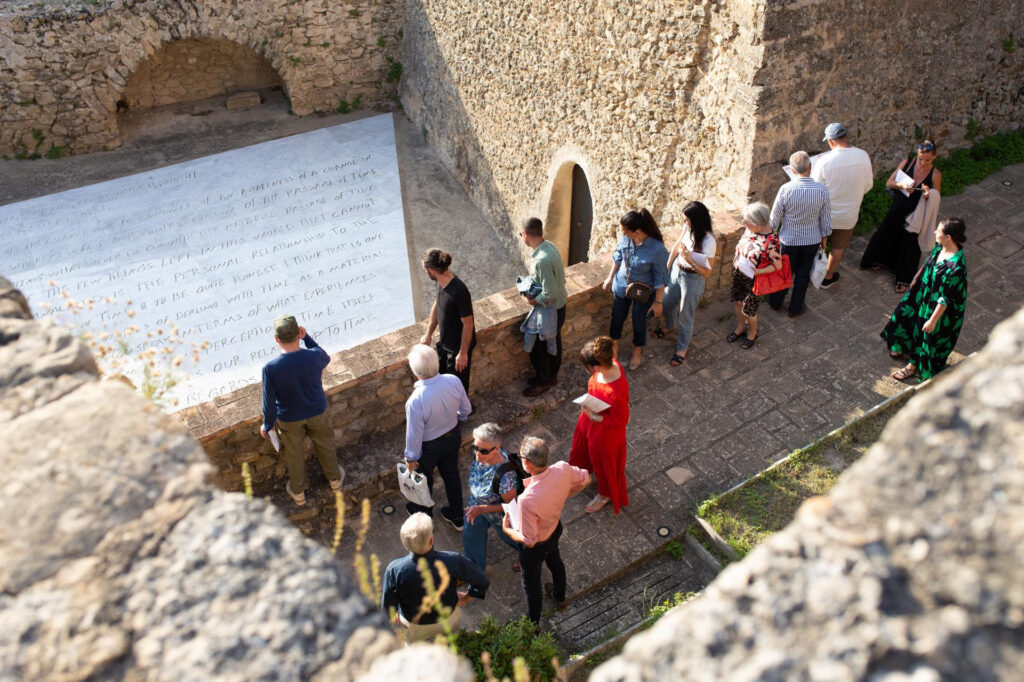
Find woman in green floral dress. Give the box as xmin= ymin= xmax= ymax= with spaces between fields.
xmin=882 ymin=217 xmax=968 ymax=381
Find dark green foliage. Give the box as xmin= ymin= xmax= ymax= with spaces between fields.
xmin=663 ymin=539 xmax=684 ymax=560
xmin=45 ymin=145 xmax=65 ymax=159
xmin=965 ymin=118 xmax=982 ymax=142
xmin=384 ymin=57 xmax=402 ymax=83
xmin=377 ymin=36 xmax=387 ymax=47
xmin=855 ymin=127 xmax=1024 ymax=234
xmin=1003 ymin=34 xmax=1015 ymax=53
xmin=336 ymin=95 xmax=362 ymax=114
xmin=452 ymin=616 xmax=561 ymax=681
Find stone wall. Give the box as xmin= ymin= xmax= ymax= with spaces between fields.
xmin=122 ymin=37 xmax=282 ymax=110
xmin=592 ymin=306 xmax=1024 ymax=681
xmin=0 ymin=0 xmax=403 ymax=156
xmin=737 ymin=1 xmax=1024 ymax=201
xmin=400 ymin=0 xmax=764 ymax=260
xmin=0 ymin=273 xmax=473 ymax=681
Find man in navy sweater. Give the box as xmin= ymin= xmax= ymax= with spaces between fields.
xmin=259 ymin=314 xmax=344 ymax=505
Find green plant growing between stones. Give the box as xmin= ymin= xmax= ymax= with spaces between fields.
xmin=377 ymin=36 xmax=387 ymax=47
xmin=45 ymin=145 xmax=65 ymax=159
xmin=642 ymin=591 xmax=695 ymax=626
xmin=336 ymin=95 xmax=362 ymax=114
xmin=321 ymin=42 xmax=330 ymax=48
xmin=349 ymin=9 xmax=360 ymax=17
xmin=288 ymin=55 xmax=301 ymax=66
xmin=303 ymin=37 xmax=312 ymax=47
xmin=451 ymin=615 xmax=563 ymax=682
xmin=913 ymin=124 xmax=924 ymax=140
xmin=384 ymin=57 xmax=402 ymax=84
xmin=965 ymin=117 xmax=982 ymax=142
xmin=1003 ymin=34 xmax=1015 ymax=53
xmin=663 ymin=539 xmax=684 ymax=560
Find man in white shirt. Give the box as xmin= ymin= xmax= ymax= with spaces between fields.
xmin=811 ymin=123 xmax=873 ymax=289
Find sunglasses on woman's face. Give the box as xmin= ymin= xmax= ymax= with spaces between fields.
xmin=472 ymin=445 xmax=496 ymax=454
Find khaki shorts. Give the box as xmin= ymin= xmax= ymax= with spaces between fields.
xmin=828 ymin=228 xmax=853 ymax=250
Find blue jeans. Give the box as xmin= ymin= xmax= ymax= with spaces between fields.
xmin=463 ymin=512 xmax=519 ymax=571
xmin=768 ymin=243 xmax=819 ymax=315
xmin=665 ymin=270 xmax=705 ymax=353
xmin=610 ymin=294 xmax=654 ymax=347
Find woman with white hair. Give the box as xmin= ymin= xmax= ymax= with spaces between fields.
xmin=462 ymin=422 xmax=523 ymax=571
xmin=728 ymin=202 xmax=782 ymax=349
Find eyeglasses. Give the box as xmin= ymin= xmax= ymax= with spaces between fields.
xmin=472 ymin=445 xmax=497 ymax=454
xmin=917 ymin=141 xmax=936 ymax=152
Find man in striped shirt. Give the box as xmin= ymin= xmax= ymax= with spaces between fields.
xmin=768 ymin=150 xmax=832 ymax=317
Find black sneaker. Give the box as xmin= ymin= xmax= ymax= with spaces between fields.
xmin=820 ymin=272 xmax=840 ymax=289
xmin=440 ymin=507 xmax=464 ymax=531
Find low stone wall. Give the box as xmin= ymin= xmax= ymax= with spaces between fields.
xmin=0 ymin=0 xmax=403 ymax=156
xmin=592 ymin=306 xmax=1024 ymax=681
xmin=181 ymin=211 xmax=743 ymax=498
xmin=0 ymin=273 xmax=473 ymax=681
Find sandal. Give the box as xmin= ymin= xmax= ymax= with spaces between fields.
xmin=888 ymin=350 xmax=906 ymax=360
xmin=628 ymin=358 xmax=643 ymax=371
xmin=741 ymin=336 xmax=756 ymax=349
xmin=891 ymin=364 xmax=918 ymax=381
xmin=651 ymin=328 xmax=666 ymax=339
xmin=585 ymin=495 xmax=610 ymax=513
xmin=726 ymin=330 xmax=747 ymax=343
xmin=870 ymin=264 xmax=882 ymax=272
xmin=895 ymin=283 xmax=909 ymax=294
xmin=669 ymin=354 xmax=686 ymax=366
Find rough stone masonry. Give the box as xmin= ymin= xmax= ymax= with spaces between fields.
xmin=592 ymin=306 xmax=1024 ymax=681
xmin=0 ymin=272 xmax=472 ymax=681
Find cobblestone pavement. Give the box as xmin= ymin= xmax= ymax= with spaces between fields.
xmin=330 ymin=165 xmax=1024 ymax=649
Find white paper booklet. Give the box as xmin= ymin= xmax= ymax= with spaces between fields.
xmin=502 ymin=497 xmax=522 ymax=531
xmin=687 ymin=251 xmax=710 ymax=270
xmin=268 ymin=430 xmax=281 ymax=453
xmin=894 ymin=168 xmax=914 ymax=196
xmin=573 ymin=393 xmax=611 ymax=413
xmin=737 ymin=258 xmax=756 ymax=279
xmin=783 ymin=153 xmax=824 ymax=179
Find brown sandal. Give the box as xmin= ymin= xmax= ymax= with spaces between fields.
xmin=891 ymin=364 xmax=918 ymax=381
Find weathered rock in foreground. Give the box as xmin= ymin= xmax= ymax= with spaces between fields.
xmin=593 ymin=307 xmax=1024 ymax=681
xmin=0 ymin=274 xmax=472 ymax=681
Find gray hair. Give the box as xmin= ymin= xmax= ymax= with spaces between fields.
xmin=790 ymin=151 xmax=811 ymax=175
xmin=472 ymin=422 xmax=503 ymax=445
xmin=408 ymin=344 xmax=439 ymax=379
xmin=520 ymin=436 xmax=549 ymax=468
xmin=742 ymin=202 xmax=771 ymax=227
xmin=399 ymin=512 xmax=434 ymax=554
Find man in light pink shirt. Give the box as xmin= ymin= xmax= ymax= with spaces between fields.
xmin=503 ymin=436 xmax=589 ymax=624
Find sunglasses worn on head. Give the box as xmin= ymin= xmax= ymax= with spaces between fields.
xmin=917 ymin=141 xmax=935 ymax=152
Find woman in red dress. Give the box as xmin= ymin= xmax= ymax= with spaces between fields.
xmin=569 ymin=336 xmax=630 ymax=514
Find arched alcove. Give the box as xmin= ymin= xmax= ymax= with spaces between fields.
xmin=121 ymin=38 xmax=283 ymax=110
xmin=545 ymin=161 xmax=594 ymax=266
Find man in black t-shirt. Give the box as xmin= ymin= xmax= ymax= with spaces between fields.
xmin=420 ymin=249 xmax=476 ymax=394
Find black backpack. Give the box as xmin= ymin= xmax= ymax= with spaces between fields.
xmin=491 ymin=451 xmax=529 ymax=496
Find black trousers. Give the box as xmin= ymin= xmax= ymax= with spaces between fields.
xmin=406 ymin=427 xmax=464 ymax=522
xmin=529 ymin=306 xmax=566 ymax=385
xmin=437 ymin=344 xmax=472 ymax=394
xmin=768 ymin=243 xmax=819 ymax=315
xmin=519 ymin=522 xmax=566 ymax=623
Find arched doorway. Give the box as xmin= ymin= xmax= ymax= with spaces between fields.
xmin=567 ymin=165 xmax=593 ymax=265
xmin=545 ymin=161 xmax=594 ymax=266
xmin=121 ymin=38 xmax=282 ymax=111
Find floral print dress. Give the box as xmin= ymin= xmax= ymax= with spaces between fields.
xmin=881 ymin=245 xmax=967 ymax=379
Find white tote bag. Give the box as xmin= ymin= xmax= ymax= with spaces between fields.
xmin=396 ymin=463 xmax=434 ymax=507
xmin=810 ymin=248 xmax=828 ymax=289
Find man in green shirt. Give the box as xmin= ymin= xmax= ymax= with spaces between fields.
xmin=521 ymin=218 xmax=568 ymax=397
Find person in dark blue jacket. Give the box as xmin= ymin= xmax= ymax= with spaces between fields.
xmin=381 ymin=512 xmax=489 ymax=643
xmin=259 ymin=314 xmax=343 ymax=506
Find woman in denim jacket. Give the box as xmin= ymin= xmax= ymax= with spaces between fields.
xmin=602 ymin=209 xmax=670 ymax=370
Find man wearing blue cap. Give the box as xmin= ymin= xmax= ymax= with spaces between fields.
xmin=259 ymin=314 xmax=344 ymax=506
xmin=811 ymin=123 xmax=873 ymax=289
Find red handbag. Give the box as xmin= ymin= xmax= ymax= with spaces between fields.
xmin=752 ymin=245 xmax=792 ymax=296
